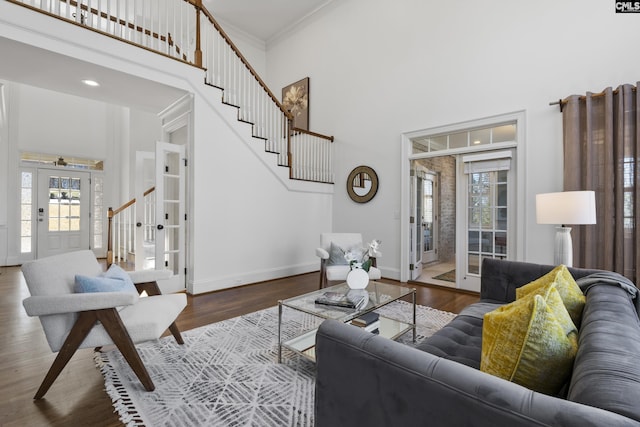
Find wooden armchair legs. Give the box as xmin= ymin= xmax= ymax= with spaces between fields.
xmin=34 ymin=308 xmax=154 ymax=399
xmin=134 ymin=281 xmax=185 ymax=345
xmin=319 ymin=260 xmax=327 ymax=290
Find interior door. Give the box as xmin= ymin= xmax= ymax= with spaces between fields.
xmin=155 ymin=142 xmax=186 ymax=293
xmin=37 ymin=170 xmax=90 ymax=258
xmin=457 ymin=150 xmax=515 ymax=292
xmin=422 ymin=172 xmax=439 ymax=264
xmin=410 ymin=167 xmax=423 ymax=280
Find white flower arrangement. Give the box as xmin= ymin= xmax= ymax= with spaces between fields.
xmin=344 ymin=239 xmax=381 ymax=272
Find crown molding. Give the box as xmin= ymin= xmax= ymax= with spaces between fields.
xmin=216 ymin=18 xmax=266 ymax=51
xmin=266 ymin=0 xmax=338 ymax=48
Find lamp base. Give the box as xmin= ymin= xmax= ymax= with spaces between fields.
xmin=554 ymin=226 xmax=573 ymax=267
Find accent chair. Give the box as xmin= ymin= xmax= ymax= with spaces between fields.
xmin=316 ymin=232 xmax=382 ymax=289
xmin=21 ymin=250 xmax=187 ymax=399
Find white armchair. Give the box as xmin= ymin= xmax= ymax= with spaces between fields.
xmin=316 ymin=233 xmax=382 ymax=289
xmin=21 ymin=250 xmax=187 ymax=399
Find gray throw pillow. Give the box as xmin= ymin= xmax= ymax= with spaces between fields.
xmin=327 ymin=242 xmax=349 ymax=266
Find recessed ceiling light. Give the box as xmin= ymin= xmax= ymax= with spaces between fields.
xmin=82 ymin=79 xmax=100 ymax=87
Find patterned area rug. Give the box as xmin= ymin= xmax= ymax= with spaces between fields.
xmin=96 ymin=300 xmax=456 ymax=426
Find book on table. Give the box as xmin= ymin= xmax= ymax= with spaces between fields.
xmin=315 ymin=290 xmax=367 ymax=309
xmin=351 ymin=311 xmax=380 ymax=327
xmin=362 ymin=320 xmax=380 ymax=333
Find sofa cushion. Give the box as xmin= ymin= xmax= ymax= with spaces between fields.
xmin=417 ymin=302 xmax=501 ymax=369
xmin=516 ymin=264 xmax=585 ymax=327
xmin=568 ymin=283 xmax=640 ymax=422
xmin=481 ymin=284 xmax=578 ymax=395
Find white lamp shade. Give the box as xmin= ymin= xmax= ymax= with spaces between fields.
xmin=536 ymin=191 xmax=596 ymax=225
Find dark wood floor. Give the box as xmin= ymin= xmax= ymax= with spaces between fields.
xmin=0 ymin=265 xmax=478 ymax=426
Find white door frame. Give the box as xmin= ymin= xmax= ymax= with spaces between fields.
xmin=400 ymin=111 xmax=527 ymax=284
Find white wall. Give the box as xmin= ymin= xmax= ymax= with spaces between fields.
xmin=16 ymin=85 xmax=109 ymax=158
xmin=265 ymin=0 xmax=640 ymax=275
xmin=190 ymin=89 xmax=332 ymax=293
xmin=128 ymin=108 xmax=163 ymax=199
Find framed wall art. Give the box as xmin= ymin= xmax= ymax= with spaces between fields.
xmin=282 ymin=77 xmax=309 ymax=130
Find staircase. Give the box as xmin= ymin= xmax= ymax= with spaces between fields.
xmin=8 ymin=0 xmax=336 ymax=268
xmin=8 ymin=0 xmax=335 ymax=184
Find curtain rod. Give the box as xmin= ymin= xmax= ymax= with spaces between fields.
xmin=549 ymin=86 xmax=637 ymax=112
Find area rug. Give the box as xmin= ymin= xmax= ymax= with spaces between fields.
xmin=433 ymin=269 xmax=456 ymax=283
xmin=95 ymin=301 xmax=456 ymax=427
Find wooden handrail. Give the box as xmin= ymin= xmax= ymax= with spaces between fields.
xmin=291 ymin=127 xmax=335 ymax=142
xmin=109 ymin=186 xmax=156 ymax=217
xmin=189 ymin=1 xmax=294 ymax=121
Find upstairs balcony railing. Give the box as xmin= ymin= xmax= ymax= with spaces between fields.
xmin=9 ymin=0 xmax=334 ymax=184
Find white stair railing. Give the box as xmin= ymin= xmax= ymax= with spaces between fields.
xmin=107 ymin=187 xmax=155 ymax=267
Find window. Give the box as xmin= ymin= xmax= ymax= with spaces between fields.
xmin=48 ymin=176 xmax=82 ymax=232
xmin=93 ymin=174 xmax=104 ymax=249
xmin=20 ymin=170 xmax=33 ymax=253
xmin=464 ymin=154 xmax=511 ymax=275
xmin=412 ymin=123 xmax=516 ymax=154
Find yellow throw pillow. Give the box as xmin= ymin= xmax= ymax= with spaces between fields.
xmin=481 ymin=285 xmax=578 ymax=395
xmin=516 ymin=265 xmax=585 ymax=327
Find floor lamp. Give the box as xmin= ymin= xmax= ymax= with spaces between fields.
xmin=535 ymin=191 xmax=596 ymax=267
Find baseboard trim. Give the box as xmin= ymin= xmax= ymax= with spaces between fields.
xmin=190 ymin=262 xmax=318 ymax=294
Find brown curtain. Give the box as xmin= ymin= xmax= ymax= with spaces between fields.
xmin=563 ymin=83 xmax=640 ymax=281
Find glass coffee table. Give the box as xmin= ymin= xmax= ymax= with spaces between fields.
xmin=277 ymin=281 xmax=416 ymax=362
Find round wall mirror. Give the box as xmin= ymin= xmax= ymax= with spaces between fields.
xmin=347 ymin=166 xmax=379 ymax=203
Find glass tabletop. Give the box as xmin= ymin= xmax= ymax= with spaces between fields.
xmin=280 ymin=281 xmax=414 ymax=322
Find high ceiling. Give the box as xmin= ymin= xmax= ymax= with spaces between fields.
xmin=203 ymin=0 xmax=335 ymax=42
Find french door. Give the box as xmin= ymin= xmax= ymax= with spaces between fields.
xmin=37 ymin=170 xmax=90 ymax=258
xmin=410 ymin=167 xmax=439 ymax=280
xmin=422 ymin=172 xmax=438 ymax=265
xmin=154 ymin=142 xmax=186 ymax=293
xmin=457 ymin=150 xmax=515 ymax=292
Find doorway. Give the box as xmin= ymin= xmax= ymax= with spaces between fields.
xmin=410 ymin=157 xmax=456 ymax=287
xmin=37 ymin=169 xmax=90 ymax=258
xmin=400 ymin=111 xmax=525 ymax=289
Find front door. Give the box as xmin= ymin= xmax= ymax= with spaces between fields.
xmin=37 ymin=170 xmax=91 ymax=258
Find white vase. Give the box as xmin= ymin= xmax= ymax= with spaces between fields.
xmin=346 ymin=267 xmax=369 ymax=289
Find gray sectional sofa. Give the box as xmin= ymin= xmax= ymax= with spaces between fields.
xmin=315 ymin=258 xmax=640 ymax=426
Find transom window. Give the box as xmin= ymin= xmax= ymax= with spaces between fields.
xmin=412 ymin=123 xmax=516 ymax=154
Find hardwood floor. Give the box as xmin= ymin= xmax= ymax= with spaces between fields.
xmin=0 ymin=265 xmax=478 ymax=426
